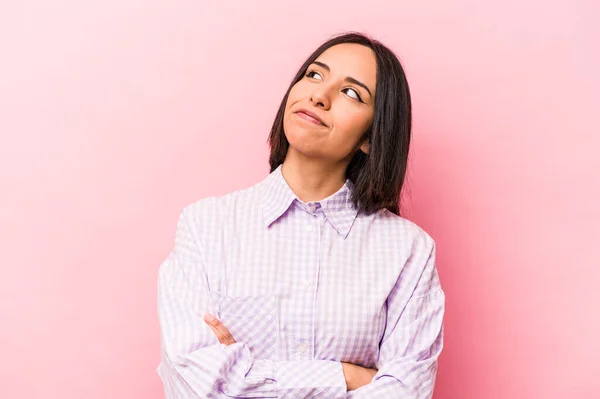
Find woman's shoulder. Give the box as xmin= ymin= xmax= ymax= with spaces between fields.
xmin=371 ymin=208 xmax=436 ymax=249
xmin=179 ymin=177 xmax=267 ymax=222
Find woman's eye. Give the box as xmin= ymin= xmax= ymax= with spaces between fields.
xmin=343 ymin=88 xmax=363 ymax=102
xmin=306 ymin=70 xmax=323 ymax=81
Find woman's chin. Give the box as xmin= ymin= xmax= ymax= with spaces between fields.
xmin=286 ymin=141 xmax=327 ymax=160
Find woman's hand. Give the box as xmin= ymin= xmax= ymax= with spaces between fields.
xmin=341 ymin=362 xmax=378 ymax=391
xmin=204 ymin=313 xmax=236 ymax=345
xmin=204 ymin=313 xmax=376 ymax=391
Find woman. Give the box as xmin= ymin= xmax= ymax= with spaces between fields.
xmin=157 ymin=32 xmax=445 ymax=398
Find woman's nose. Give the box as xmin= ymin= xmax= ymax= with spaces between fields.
xmin=310 ymin=86 xmax=332 ymax=109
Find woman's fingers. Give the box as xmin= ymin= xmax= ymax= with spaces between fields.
xmin=204 ymin=313 xmax=236 ymax=345
xmin=341 ymin=362 xmax=378 ymax=391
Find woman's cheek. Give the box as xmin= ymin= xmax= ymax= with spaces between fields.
xmin=337 ymin=111 xmax=370 ymax=140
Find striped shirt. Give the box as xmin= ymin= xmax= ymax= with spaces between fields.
xmin=156 ymin=165 xmax=445 ymax=398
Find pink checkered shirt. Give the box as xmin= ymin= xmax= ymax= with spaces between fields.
xmin=157 ymin=165 xmax=445 ymax=398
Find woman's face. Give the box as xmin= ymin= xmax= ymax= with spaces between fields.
xmin=283 ymin=43 xmax=376 ymax=163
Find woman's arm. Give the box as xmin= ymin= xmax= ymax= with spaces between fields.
xmin=203 ymin=313 xmax=379 ymax=392
xmin=345 ymin=237 xmax=445 ymax=399
xmin=157 ymin=206 xmax=348 ymax=399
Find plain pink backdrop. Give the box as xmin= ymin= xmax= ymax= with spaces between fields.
xmin=1 ymin=1 xmax=599 ymax=398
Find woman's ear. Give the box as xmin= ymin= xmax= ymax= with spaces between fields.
xmin=359 ymin=128 xmax=371 ymax=154
xmin=359 ymin=138 xmax=370 ymax=154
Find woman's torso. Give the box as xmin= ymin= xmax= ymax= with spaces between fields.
xmin=192 ymin=167 xmax=428 ymax=369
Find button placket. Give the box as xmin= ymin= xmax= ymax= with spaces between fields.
xmin=296 ymin=343 xmax=307 ymax=354
xmin=291 ymin=207 xmax=320 ymax=360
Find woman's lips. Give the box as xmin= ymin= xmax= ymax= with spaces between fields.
xmin=295 ymin=110 xmax=326 ymax=126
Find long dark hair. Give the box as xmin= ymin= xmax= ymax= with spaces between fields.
xmin=268 ymin=32 xmax=412 ymax=216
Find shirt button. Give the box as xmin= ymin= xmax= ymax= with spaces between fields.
xmin=296 ymin=344 xmax=307 ymax=354
xmin=308 ymin=204 xmax=317 ymax=212
xmin=306 ymin=225 xmax=313 ymax=232
xmin=303 ymin=280 xmax=311 ymax=288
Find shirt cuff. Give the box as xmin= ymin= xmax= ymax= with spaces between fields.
xmin=276 ymin=360 xmax=347 ymax=399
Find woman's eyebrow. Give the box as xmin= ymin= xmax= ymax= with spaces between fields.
xmin=312 ymin=61 xmax=373 ymax=98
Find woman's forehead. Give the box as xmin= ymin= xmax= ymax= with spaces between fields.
xmin=314 ymin=43 xmax=377 ymax=92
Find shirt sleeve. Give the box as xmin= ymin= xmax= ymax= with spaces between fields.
xmin=156 ymin=207 xmax=347 ymax=399
xmin=346 ymin=235 xmax=445 ymax=399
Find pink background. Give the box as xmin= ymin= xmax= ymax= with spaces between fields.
xmin=1 ymin=1 xmax=599 ymax=398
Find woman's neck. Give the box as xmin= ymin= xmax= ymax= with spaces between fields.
xmin=281 ymin=150 xmax=349 ymax=203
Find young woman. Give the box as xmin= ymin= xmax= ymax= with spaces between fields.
xmin=157 ymin=32 xmax=445 ymax=398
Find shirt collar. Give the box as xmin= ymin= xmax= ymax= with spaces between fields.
xmin=260 ymin=165 xmax=359 ymax=238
